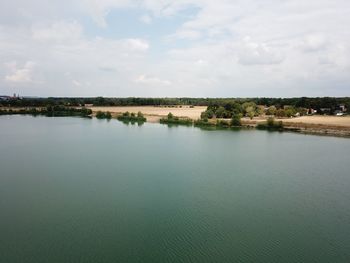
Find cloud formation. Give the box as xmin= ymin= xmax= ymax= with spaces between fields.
xmin=5 ymin=61 xmax=36 ymax=83
xmin=135 ymin=74 xmax=171 ymax=86
xmin=0 ymin=0 xmax=349 ymax=96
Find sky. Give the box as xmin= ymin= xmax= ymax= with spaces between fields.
xmin=0 ymin=0 xmax=350 ymax=97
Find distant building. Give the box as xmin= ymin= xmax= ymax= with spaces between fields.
xmin=338 ymin=104 xmax=347 ymax=112
xmin=0 ymin=94 xmax=21 ymax=101
xmin=0 ymin=96 xmax=11 ymax=101
xmin=307 ymin=108 xmax=317 ymax=115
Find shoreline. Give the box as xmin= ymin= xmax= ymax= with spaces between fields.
xmin=89 ymin=106 xmax=350 ymax=138
xmin=87 ymin=106 xmax=350 ymax=137
xmin=2 ymin=106 xmax=350 ymax=138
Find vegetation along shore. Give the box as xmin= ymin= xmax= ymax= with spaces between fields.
xmin=1 ymin=96 xmax=349 ymax=137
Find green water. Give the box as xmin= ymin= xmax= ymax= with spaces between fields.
xmin=1 ymin=116 xmax=350 ymax=263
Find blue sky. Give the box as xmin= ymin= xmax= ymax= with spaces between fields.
xmin=0 ymin=0 xmax=350 ymax=97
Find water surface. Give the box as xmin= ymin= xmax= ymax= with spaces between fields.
xmin=1 ymin=116 xmax=350 ymax=262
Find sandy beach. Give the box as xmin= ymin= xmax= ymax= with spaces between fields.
xmin=248 ymin=116 xmax=350 ymax=137
xmin=277 ymin=116 xmax=350 ymax=127
xmin=89 ymin=106 xmax=350 ymax=126
xmin=88 ymin=106 xmax=207 ymax=122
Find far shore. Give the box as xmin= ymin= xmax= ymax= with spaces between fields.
xmin=2 ymin=105 xmax=350 ymax=137
xmin=87 ymin=105 xmax=207 ymax=121
xmin=87 ymin=106 xmax=350 ymax=137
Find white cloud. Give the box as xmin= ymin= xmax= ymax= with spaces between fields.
xmin=5 ymin=61 xmax=36 ymax=83
xmin=32 ymin=21 xmax=82 ymax=42
xmin=237 ymin=37 xmax=284 ymax=65
xmin=72 ymin=80 xmax=82 ymax=86
xmin=299 ymin=34 xmax=329 ymax=53
xmin=172 ymin=29 xmax=202 ymax=40
xmin=123 ymin=38 xmax=149 ymax=51
xmin=1 ymin=0 xmax=350 ymax=96
xmin=82 ymin=0 xmax=136 ymax=27
xmin=139 ymin=14 xmax=152 ymax=24
xmin=0 ymin=19 xmax=150 ymax=95
xmin=82 ymin=0 xmax=197 ymax=27
xmin=135 ymin=74 xmax=171 ymax=86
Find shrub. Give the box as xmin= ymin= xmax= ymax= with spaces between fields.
xmin=96 ymin=111 xmax=105 ymax=119
xmin=117 ymin=111 xmax=146 ymax=123
xmin=201 ymin=109 xmax=215 ymax=119
xmin=216 ymin=120 xmax=230 ymax=127
xmin=257 ymin=117 xmax=283 ymax=130
xmin=231 ymin=113 xmax=242 ymax=126
xmin=160 ymin=114 xmax=192 ymax=125
xmin=194 ymin=118 xmax=215 ymax=127
xmin=96 ymin=111 xmax=112 ymax=119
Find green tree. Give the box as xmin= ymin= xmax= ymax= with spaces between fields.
xmin=275 ymin=109 xmax=286 ymax=117
xmin=266 ymin=106 xmax=277 ymax=115
xmin=201 ymin=109 xmax=214 ymax=119
xmin=96 ymin=111 xmax=104 ymax=119
xmin=242 ymin=102 xmax=257 ymax=119
xmin=242 ymin=102 xmax=256 ymax=112
xmin=215 ymin=106 xmax=225 ymax=118
xmin=284 ymin=107 xmax=296 ymax=118
xmin=246 ymin=108 xmax=255 ymax=119
xmin=267 ymin=117 xmax=275 ymax=127
xmin=231 ymin=113 xmax=242 ymax=126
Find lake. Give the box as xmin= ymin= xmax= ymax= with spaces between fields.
xmin=1 ymin=115 xmax=350 ymax=262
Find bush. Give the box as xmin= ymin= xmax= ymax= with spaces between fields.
xmin=96 ymin=111 xmax=112 ymax=119
xmin=200 ymin=109 xmax=215 ymax=119
xmin=215 ymin=106 xmax=226 ymax=118
xmin=0 ymin=106 xmax=92 ymax=117
xmin=231 ymin=113 xmax=242 ymax=126
xmin=194 ymin=119 xmax=215 ymax=127
xmin=216 ymin=120 xmax=230 ymax=127
xmin=167 ymin=112 xmax=174 ymax=119
xmin=96 ymin=111 xmax=104 ymax=119
xmin=81 ymin=107 xmax=92 ymax=116
xmin=117 ymin=111 xmax=146 ymax=123
xmin=266 ymin=106 xmax=277 ymax=115
xmin=160 ymin=114 xmax=192 ymax=125
xmin=275 ymin=109 xmax=286 ymax=118
xmin=257 ymin=117 xmax=283 ymax=130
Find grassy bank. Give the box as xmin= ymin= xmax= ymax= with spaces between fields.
xmin=0 ymin=106 xmax=92 ymax=117
xmin=117 ymin=111 xmax=147 ymax=123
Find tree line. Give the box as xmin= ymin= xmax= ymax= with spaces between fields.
xmin=1 ymin=96 xmax=349 ymax=112
xmin=0 ymin=106 xmax=92 ymax=117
